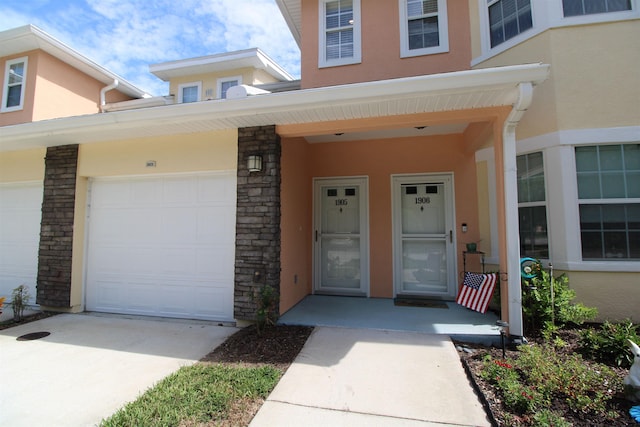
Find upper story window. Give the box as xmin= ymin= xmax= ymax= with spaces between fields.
xmin=319 ymin=0 xmax=362 ymax=67
xmin=576 ymin=144 xmax=640 ymax=260
xmin=487 ymin=0 xmax=533 ymax=48
xmin=517 ymin=152 xmax=549 ymax=259
xmin=399 ymin=0 xmax=449 ymax=57
xmin=178 ymin=82 xmax=201 ymax=103
xmin=562 ymin=0 xmax=631 ymax=17
xmin=2 ymin=56 xmax=28 ymax=112
xmin=217 ymin=76 xmax=241 ymax=99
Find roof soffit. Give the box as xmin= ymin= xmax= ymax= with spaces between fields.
xmin=0 ymin=63 xmax=550 ymax=151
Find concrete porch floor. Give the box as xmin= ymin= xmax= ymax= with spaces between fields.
xmin=278 ymin=295 xmax=501 ymax=344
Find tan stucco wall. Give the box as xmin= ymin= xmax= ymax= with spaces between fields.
xmin=301 ymin=0 xmax=472 ymax=88
xmin=563 ymin=271 xmax=639 ymax=322
xmin=280 ymin=137 xmax=312 ymax=314
xmin=169 ymin=68 xmax=272 ymax=100
xmin=77 ymin=130 xmax=238 ymax=177
xmin=0 ymin=148 xmax=46 ymax=182
xmin=473 ymin=21 xmax=640 ymax=139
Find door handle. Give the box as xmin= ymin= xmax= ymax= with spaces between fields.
xmin=315 ymin=230 xmax=318 ymax=242
xmin=449 ymin=230 xmax=452 ymax=243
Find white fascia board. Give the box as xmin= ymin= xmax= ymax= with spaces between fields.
xmin=150 ymin=48 xmax=294 ymax=82
xmin=1 ymin=63 xmax=550 ymax=150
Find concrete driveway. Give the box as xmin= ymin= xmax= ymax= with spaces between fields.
xmin=0 ymin=313 xmax=237 ymax=427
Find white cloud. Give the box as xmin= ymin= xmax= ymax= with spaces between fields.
xmin=0 ymin=0 xmax=299 ymax=96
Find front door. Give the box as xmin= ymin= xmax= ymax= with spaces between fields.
xmin=393 ymin=174 xmax=456 ymax=298
xmin=313 ymin=177 xmax=369 ymax=296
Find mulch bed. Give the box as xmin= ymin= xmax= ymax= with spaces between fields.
xmin=456 ymin=328 xmax=637 ymax=426
xmin=0 ymin=311 xmax=58 ymax=331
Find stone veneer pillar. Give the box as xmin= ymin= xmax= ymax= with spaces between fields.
xmin=234 ymin=126 xmax=281 ymax=320
xmin=36 ymin=144 xmax=78 ymax=308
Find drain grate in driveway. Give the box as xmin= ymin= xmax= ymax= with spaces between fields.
xmin=17 ymin=331 xmax=51 ymax=341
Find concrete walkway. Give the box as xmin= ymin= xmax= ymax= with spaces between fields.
xmin=250 ymin=327 xmax=491 ymax=426
xmin=0 ymin=313 xmax=237 ymax=427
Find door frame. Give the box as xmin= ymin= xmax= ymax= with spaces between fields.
xmin=391 ymin=173 xmax=457 ymax=299
xmin=312 ymin=176 xmax=370 ymax=296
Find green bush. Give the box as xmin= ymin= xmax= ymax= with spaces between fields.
xmin=254 ymin=284 xmax=279 ymax=334
xmin=578 ymin=320 xmax=639 ymax=368
xmin=521 ymin=269 xmax=597 ymax=335
xmin=11 ymin=284 xmax=31 ymax=322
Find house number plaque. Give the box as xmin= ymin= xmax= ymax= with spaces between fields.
xmin=415 ymin=197 xmax=431 ymax=204
xmin=335 ymin=199 xmax=349 ymax=206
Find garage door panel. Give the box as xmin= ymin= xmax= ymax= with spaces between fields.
xmin=86 ymin=174 xmax=236 ymax=321
xmin=0 ymin=183 xmax=42 ymax=301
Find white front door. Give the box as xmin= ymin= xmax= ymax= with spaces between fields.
xmin=313 ymin=177 xmax=369 ymax=296
xmin=393 ymin=174 xmax=456 ymax=298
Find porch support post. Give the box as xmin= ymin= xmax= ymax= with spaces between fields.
xmin=500 ymin=82 xmax=534 ymax=338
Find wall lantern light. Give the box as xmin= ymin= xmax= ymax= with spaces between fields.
xmin=247 ymin=155 xmax=262 ymax=172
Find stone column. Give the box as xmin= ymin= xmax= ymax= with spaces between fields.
xmin=234 ymin=126 xmax=281 ymax=320
xmin=36 ymin=145 xmax=78 ymax=308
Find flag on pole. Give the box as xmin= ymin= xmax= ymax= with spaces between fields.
xmin=456 ymin=272 xmax=497 ymax=314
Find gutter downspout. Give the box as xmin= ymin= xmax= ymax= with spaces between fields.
xmin=100 ymin=79 xmax=119 ymax=112
xmin=503 ymin=82 xmax=534 ymax=338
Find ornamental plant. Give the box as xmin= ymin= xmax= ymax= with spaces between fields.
xmin=579 ymin=319 xmax=640 ymax=368
xmin=11 ymin=284 xmax=31 ymax=322
xmin=521 ymin=268 xmax=597 ymax=335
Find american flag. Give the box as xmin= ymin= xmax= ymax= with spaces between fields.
xmin=456 ymin=272 xmax=497 ymax=314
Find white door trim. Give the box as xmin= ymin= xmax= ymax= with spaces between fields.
xmin=313 ymin=176 xmax=370 ymax=297
xmin=391 ymin=173 xmax=457 ymax=298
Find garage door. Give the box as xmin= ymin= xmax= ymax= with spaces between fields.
xmin=0 ymin=182 xmax=43 ymax=303
xmin=85 ymin=173 xmax=236 ymax=321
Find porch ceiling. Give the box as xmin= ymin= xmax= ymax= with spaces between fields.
xmin=0 ymin=64 xmax=550 ymax=152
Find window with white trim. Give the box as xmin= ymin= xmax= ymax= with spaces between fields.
xmin=319 ymin=0 xmax=361 ymax=67
xmin=562 ymin=0 xmax=631 ymax=17
xmin=399 ymin=0 xmax=449 ymax=57
xmin=2 ymin=56 xmax=28 ymax=112
xmin=217 ymin=76 xmax=241 ymax=99
xmin=178 ymin=82 xmax=201 ymax=103
xmin=517 ymin=152 xmax=549 ymax=259
xmin=487 ymin=0 xmax=533 ymax=48
xmin=576 ymin=144 xmax=640 ymax=260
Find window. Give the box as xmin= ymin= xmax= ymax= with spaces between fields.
xmin=487 ymin=0 xmax=533 ymax=48
xmin=562 ymin=0 xmax=631 ymax=17
xmin=399 ymin=0 xmax=449 ymax=57
xmin=178 ymin=82 xmax=201 ymax=103
xmin=319 ymin=0 xmax=361 ymax=67
xmin=217 ymin=76 xmax=241 ymax=99
xmin=576 ymin=144 xmax=640 ymax=260
xmin=2 ymin=57 xmax=28 ymax=112
xmin=517 ymin=152 xmax=549 ymax=259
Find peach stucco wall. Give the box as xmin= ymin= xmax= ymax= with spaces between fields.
xmin=1 ymin=50 xmax=134 ymax=126
xmin=280 ymin=132 xmax=483 ymax=311
xmin=301 ymin=0 xmax=472 ymax=88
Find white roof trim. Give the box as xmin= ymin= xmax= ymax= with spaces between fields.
xmin=0 ymin=25 xmax=149 ymax=99
xmin=150 ymin=48 xmax=294 ymax=82
xmin=0 ymin=63 xmax=550 ymax=152
xmin=275 ymin=0 xmax=302 ymax=47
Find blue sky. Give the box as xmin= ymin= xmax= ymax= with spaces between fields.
xmin=0 ymin=0 xmax=300 ymax=96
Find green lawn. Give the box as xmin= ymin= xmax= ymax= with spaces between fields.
xmin=100 ymin=363 xmax=281 ymax=427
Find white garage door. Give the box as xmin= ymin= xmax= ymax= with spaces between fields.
xmin=85 ymin=173 xmax=236 ymax=321
xmin=0 ymin=182 xmax=42 ymax=303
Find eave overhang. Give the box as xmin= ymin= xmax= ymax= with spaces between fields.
xmin=0 ymin=63 xmax=550 ymax=152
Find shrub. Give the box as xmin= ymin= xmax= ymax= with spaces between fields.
xmin=522 ymin=269 xmax=597 ymax=335
xmin=254 ymin=284 xmax=279 ymax=334
xmin=11 ymin=284 xmax=31 ymax=322
xmin=480 ymin=343 xmax=623 ymax=418
xmin=531 ymin=409 xmax=571 ymax=427
xmin=578 ymin=320 xmax=639 ymax=368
